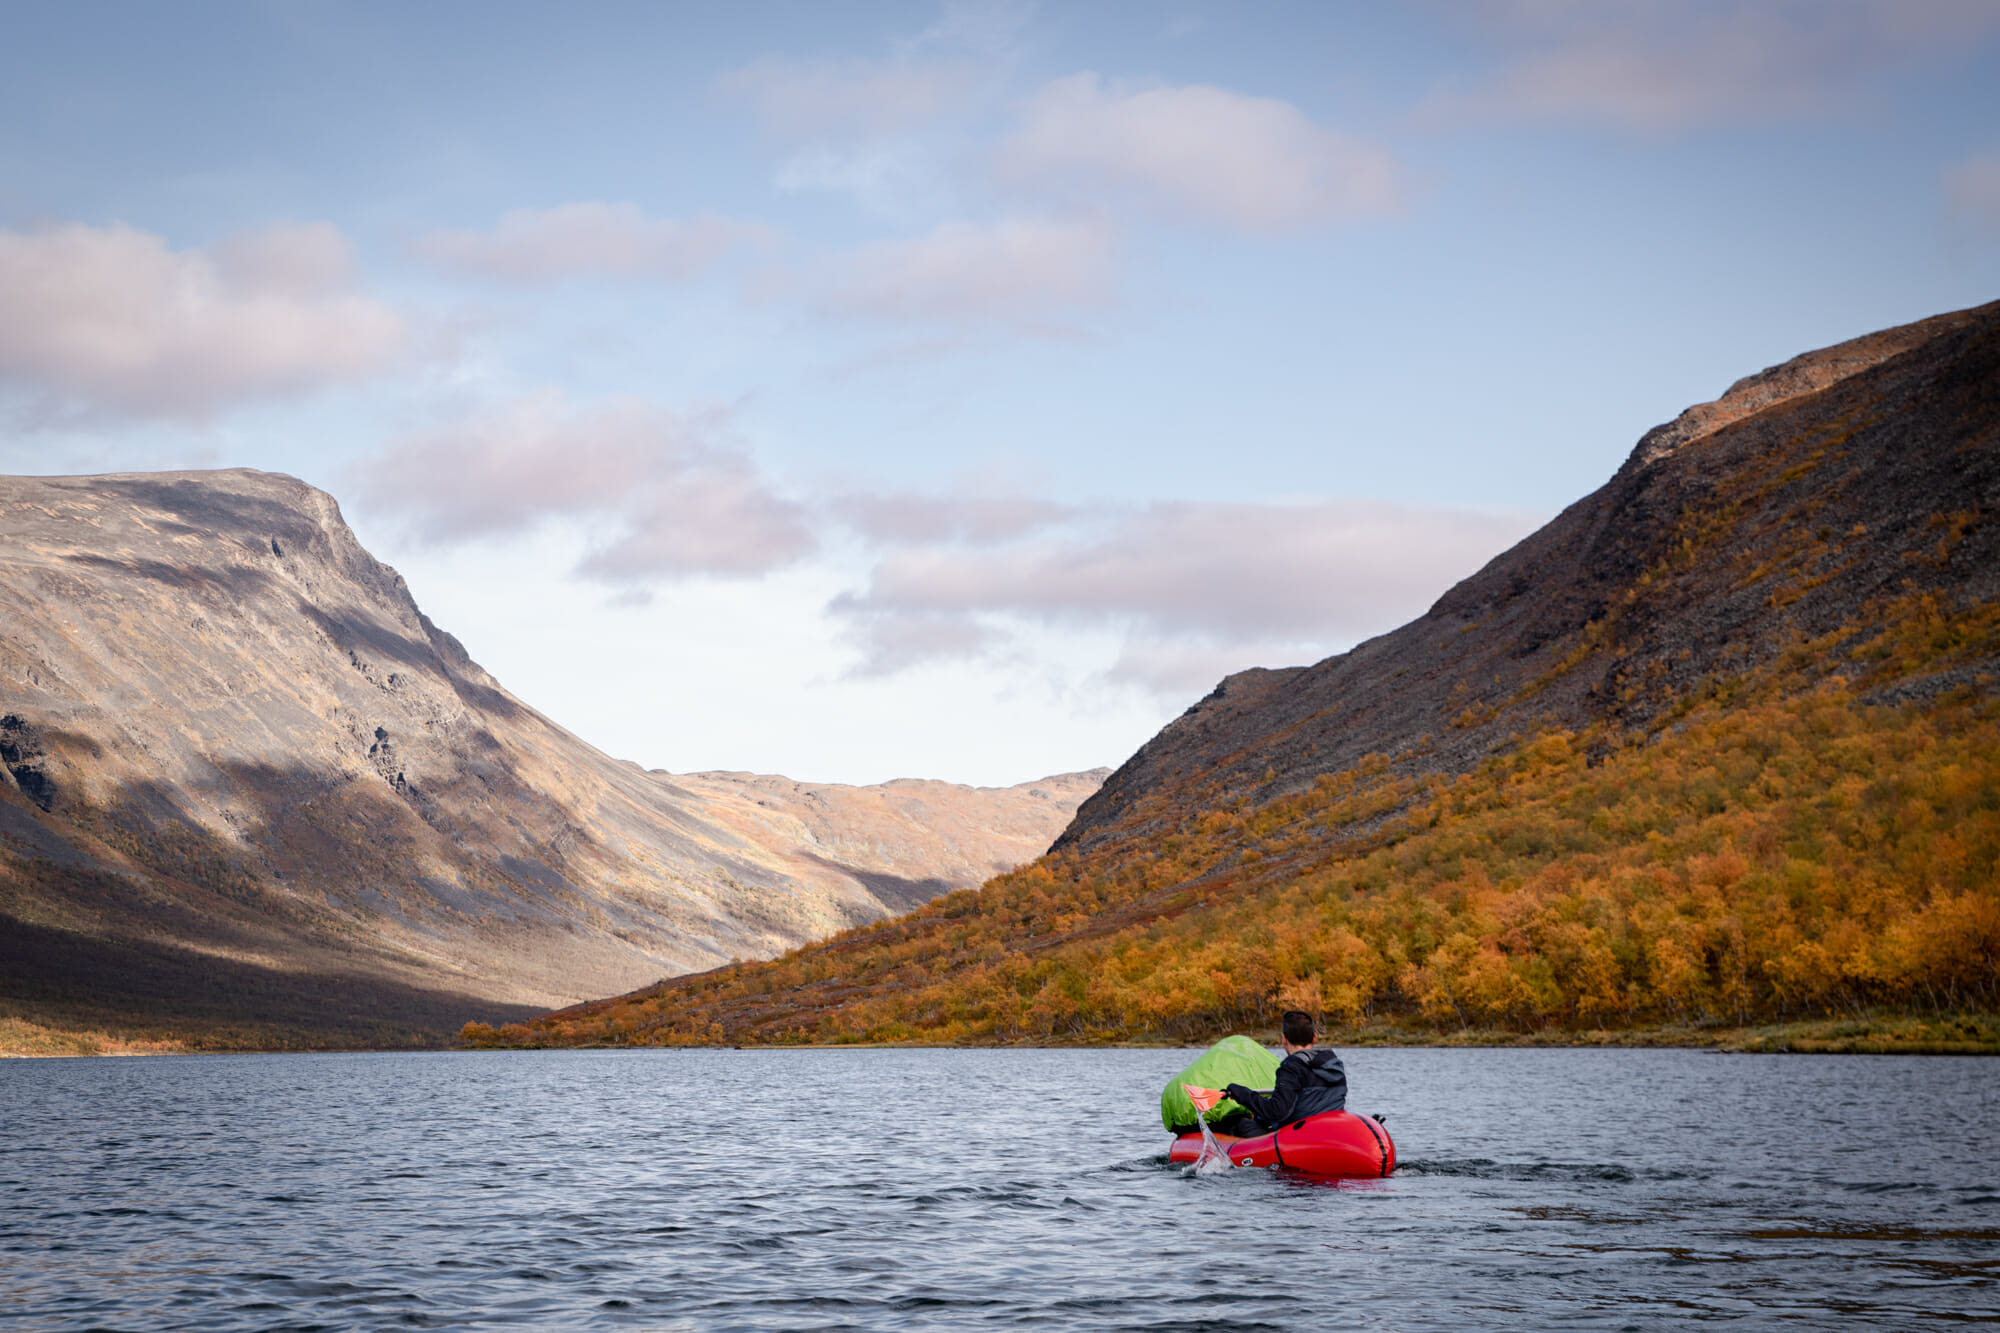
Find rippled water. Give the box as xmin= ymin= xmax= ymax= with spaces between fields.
xmin=3 ymin=1047 xmax=1994 ymax=1329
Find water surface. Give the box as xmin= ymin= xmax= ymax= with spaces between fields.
xmin=3 ymin=1047 xmax=1994 ymax=1329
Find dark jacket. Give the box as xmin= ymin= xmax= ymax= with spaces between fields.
xmin=1223 ymin=1047 xmax=1347 ymax=1130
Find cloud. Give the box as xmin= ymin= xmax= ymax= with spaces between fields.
xmin=995 ymin=74 xmax=1403 ymax=231
xmin=829 ymin=498 xmax=1543 ymax=691
xmin=0 ymin=221 xmax=402 ymax=419
xmin=716 ymin=2 xmax=1028 ymax=140
xmin=1946 ymin=153 xmax=2000 ymax=234
xmin=831 ymin=491 xmax=1076 ymax=543
xmin=410 ymin=203 xmax=771 ymax=283
xmin=358 ymin=415 xmax=1540 ymax=690
xmin=771 ymin=142 xmax=957 ymax=222
xmin=355 ymin=391 xmax=814 ymax=580
xmin=1438 ymin=0 xmax=2000 ymax=132
xmin=819 ymin=216 xmax=1115 ymax=324
xmin=837 ymin=609 xmax=1006 ymax=676
xmin=1101 ymin=635 xmax=1321 ymax=698
xmin=717 ymin=55 xmax=979 ymax=140
xmin=718 ymin=5 xmax=1033 ymax=217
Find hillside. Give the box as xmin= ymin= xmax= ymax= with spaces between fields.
xmin=0 ymin=469 xmax=1101 ymax=1049
xmin=1060 ymin=300 xmax=2000 ymax=853
xmin=491 ymin=299 xmax=2000 ymax=1050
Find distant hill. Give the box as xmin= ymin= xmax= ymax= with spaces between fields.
xmin=0 ymin=469 xmax=1102 ymax=1049
xmin=498 ymin=299 xmax=2000 ymax=1050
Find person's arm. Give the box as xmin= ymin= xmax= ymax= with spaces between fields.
xmin=1221 ymin=1080 xmax=1275 ymax=1125
xmin=1224 ymin=1056 xmax=1304 ymax=1128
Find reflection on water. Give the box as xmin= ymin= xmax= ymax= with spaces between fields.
xmin=1 ymin=1047 xmax=1994 ymax=1329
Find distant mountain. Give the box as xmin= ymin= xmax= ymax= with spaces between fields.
xmin=0 ymin=469 xmax=1102 ymax=1048
xmin=499 ymin=299 xmax=2000 ymax=1049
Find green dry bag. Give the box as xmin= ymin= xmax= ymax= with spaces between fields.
xmin=1159 ymin=1034 xmax=1281 ymax=1132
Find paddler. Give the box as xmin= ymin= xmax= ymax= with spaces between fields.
xmin=1222 ymin=1010 xmax=1347 ymax=1130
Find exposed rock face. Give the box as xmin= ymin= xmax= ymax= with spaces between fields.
xmin=0 ymin=470 xmax=1101 ymax=1041
xmin=1059 ymin=299 xmax=2000 ymax=855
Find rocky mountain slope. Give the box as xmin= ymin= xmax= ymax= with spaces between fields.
xmin=1058 ymin=299 xmax=2000 ymax=855
xmin=0 ymin=469 xmax=1101 ymax=1046
xmin=491 ymin=298 xmax=2000 ymax=1048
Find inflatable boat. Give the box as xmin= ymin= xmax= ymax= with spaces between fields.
xmin=1167 ymin=1108 xmax=1395 ymax=1178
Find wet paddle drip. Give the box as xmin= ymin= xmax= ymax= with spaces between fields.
xmin=1183 ymin=1084 xmax=1232 ymax=1175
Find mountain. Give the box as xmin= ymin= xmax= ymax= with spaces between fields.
xmin=0 ymin=468 xmax=1102 ymax=1049
xmin=496 ymin=298 xmax=2000 ymax=1050
xmin=666 ymin=769 xmax=1105 ymax=916
xmin=1058 ymin=299 xmax=2000 ymax=854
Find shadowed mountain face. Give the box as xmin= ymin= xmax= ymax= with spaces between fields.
xmin=0 ymin=469 xmax=1102 ymax=1044
xmin=1058 ymin=300 xmax=2000 ymax=857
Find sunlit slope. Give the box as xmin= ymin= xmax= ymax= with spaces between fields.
xmin=483 ymin=626 xmax=1999 ymax=1046
xmin=0 ymin=470 xmax=1100 ymax=1047
xmin=491 ymin=301 xmax=2000 ymax=1048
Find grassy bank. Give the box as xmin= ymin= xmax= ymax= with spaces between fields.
xmin=0 ymin=1015 xmax=189 ymax=1058
xmin=1321 ymin=1011 xmax=2000 ymax=1055
xmin=0 ymin=1002 xmax=472 ymax=1057
xmin=457 ymin=1011 xmax=2000 ymax=1056
xmin=10 ymin=1010 xmax=1994 ymax=1057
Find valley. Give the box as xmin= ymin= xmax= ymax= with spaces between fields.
xmin=486 ymin=301 xmax=2000 ymax=1051
xmin=0 ymin=471 xmax=1101 ymax=1049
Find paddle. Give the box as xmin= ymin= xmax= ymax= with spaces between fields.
xmin=1182 ymin=1084 xmax=1231 ymax=1172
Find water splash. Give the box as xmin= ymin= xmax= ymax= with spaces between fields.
xmin=1185 ymin=1090 xmax=1232 ymax=1177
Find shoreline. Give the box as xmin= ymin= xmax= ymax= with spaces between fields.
xmin=10 ymin=1012 xmax=1995 ymax=1058
xmin=475 ymin=1011 xmax=2000 ymax=1057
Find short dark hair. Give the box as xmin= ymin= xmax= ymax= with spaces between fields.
xmin=1281 ymin=1010 xmax=1315 ymax=1047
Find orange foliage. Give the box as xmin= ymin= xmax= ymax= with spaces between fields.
xmin=474 ymin=592 xmax=2000 ymax=1048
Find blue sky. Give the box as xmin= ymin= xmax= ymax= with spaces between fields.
xmin=3 ymin=1 xmax=1998 ymax=784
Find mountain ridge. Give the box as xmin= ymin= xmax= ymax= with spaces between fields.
xmin=1057 ymin=298 xmax=2000 ymax=854
xmin=0 ymin=468 xmax=1101 ymax=1047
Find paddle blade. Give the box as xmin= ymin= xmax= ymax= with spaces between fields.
xmin=1183 ymin=1083 xmax=1225 ymax=1116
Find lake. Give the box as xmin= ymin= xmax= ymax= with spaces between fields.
xmin=2 ymin=1046 xmax=1994 ymax=1329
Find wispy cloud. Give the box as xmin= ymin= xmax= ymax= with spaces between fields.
xmin=832 ymin=490 xmax=1077 ymax=543
xmin=770 ymin=142 xmax=958 ymax=223
xmin=717 ymin=55 xmax=981 ymax=140
xmin=354 ymin=391 xmax=815 ymax=581
xmin=717 ymin=4 xmax=1036 ymax=221
xmin=817 ymin=216 xmax=1116 ymax=325
xmin=717 ymin=0 xmax=1029 ymax=141
xmin=828 ymin=497 xmax=1543 ymax=692
xmin=356 ymin=406 xmax=1542 ymax=691
xmin=723 ymin=0 xmax=1410 ymax=238
xmin=410 ymin=203 xmax=771 ymax=283
xmin=0 ymin=221 xmax=402 ymax=420
xmin=996 ymin=74 xmax=1404 ymax=231
xmin=1436 ymin=0 xmax=2000 ymax=132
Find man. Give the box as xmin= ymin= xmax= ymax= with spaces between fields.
xmin=1223 ymin=1010 xmax=1347 ymax=1131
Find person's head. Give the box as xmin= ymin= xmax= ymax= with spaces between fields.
xmin=1281 ymin=1010 xmax=1315 ymax=1051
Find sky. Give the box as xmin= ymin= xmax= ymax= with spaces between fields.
xmin=2 ymin=1 xmax=1998 ymax=786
